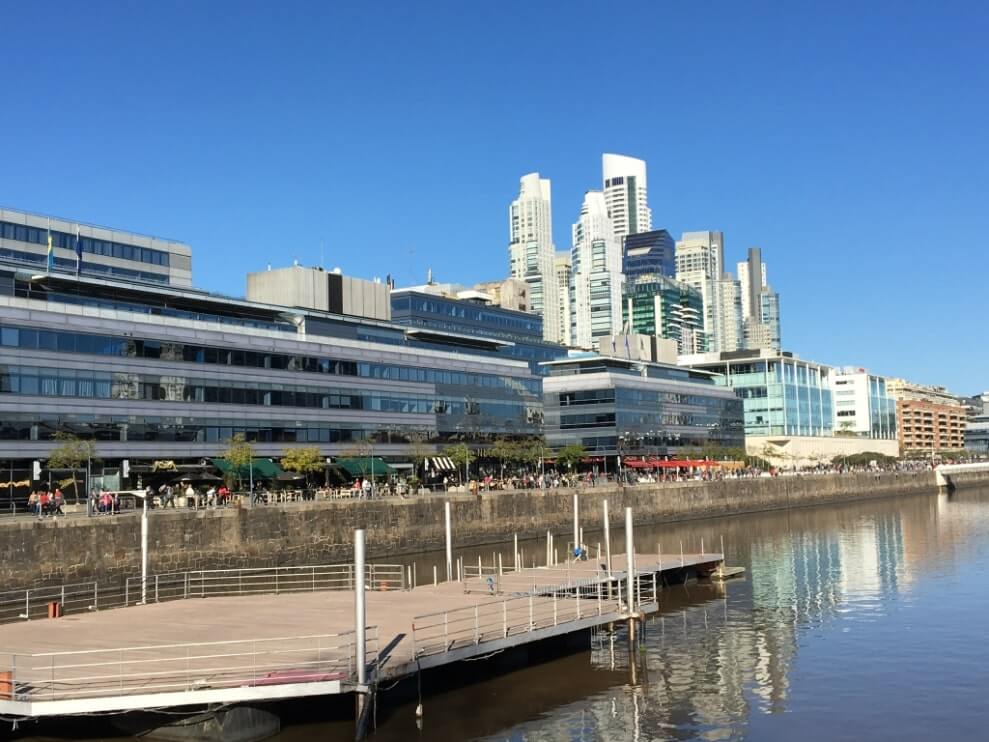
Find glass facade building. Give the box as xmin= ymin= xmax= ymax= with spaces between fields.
xmin=390 ymin=289 xmax=568 ymax=374
xmin=622 ymin=229 xmax=675 ymax=281
xmin=622 ymin=274 xmax=707 ymax=354
xmin=542 ymin=356 xmax=744 ymax=460
xmin=0 ymin=271 xmax=543 ymax=483
xmin=683 ymin=350 xmax=834 ymax=437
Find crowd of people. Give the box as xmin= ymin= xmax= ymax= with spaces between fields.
xmin=26 ymin=487 xmax=65 ymax=517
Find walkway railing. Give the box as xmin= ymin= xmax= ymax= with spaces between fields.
xmin=0 ymin=564 xmax=405 ymax=625
xmin=1 ymin=628 xmax=377 ymax=704
xmin=411 ymin=582 xmax=624 ymax=660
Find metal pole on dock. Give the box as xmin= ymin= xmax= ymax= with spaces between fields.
xmin=444 ymin=501 xmax=453 ymax=582
xmin=140 ymin=494 xmax=149 ymax=604
xmin=514 ymin=534 xmax=518 ymax=572
xmin=354 ymin=529 xmax=367 ymax=686
xmin=625 ymin=507 xmax=635 ymax=614
xmin=603 ymin=499 xmax=612 ymax=577
xmin=572 ymin=493 xmax=579 ymax=557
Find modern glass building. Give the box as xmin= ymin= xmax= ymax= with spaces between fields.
xmin=681 ymin=350 xmax=834 ymax=437
xmin=622 ymin=229 xmax=675 ymax=281
xmin=0 ymin=270 xmax=543 ymax=495
xmin=390 ymin=288 xmax=568 ymax=374
xmin=622 ymin=274 xmax=707 ymax=354
xmin=542 ymin=356 xmax=744 ymax=462
xmin=829 ymin=367 xmax=897 ymax=440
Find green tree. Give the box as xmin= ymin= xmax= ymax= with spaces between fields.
xmin=405 ymin=432 xmax=431 ymax=482
xmin=445 ymin=443 xmax=472 ymax=482
xmin=556 ymin=443 xmax=586 ymax=472
xmin=223 ymin=433 xmax=255 ymax=491
xmin=280 ymin=446 xmax=324 ymax=485
xmin=47 ymin=432 xmax=96 ymax=503
xmin=491 ymin=437 xmax=518 ymax=478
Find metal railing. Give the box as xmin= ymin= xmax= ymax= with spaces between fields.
xmin=1 ymin=628 xmax=377 ymax=704
xmin=0 ymin=582 xmax=128 ymax=624
xmin=411 ymin=581 xmax=623 ymax=660
xmin=121 ymin=563 xmax=405 ymax=606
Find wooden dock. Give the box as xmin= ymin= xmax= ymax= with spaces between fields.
xmin=0 ymin=551 xmax=722 ymax=720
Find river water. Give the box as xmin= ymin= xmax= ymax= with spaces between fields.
xmin=293 ymin=485 xmax=989 ymax=741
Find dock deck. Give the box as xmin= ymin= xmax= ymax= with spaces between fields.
xmin=0 ymin=552 xmax=721 ymax=718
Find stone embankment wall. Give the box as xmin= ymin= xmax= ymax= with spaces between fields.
xmin=0 ymin=471 xmax=954 ymax=589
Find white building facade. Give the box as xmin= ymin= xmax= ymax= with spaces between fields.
xmin=571 ymin=191 xmax=623 ymax=350
xmin=829 ymin=367 xmax=897 ymax=440
xmin=675 ymin=230 xmax=742 ymax=352
xmin=508 ymin=173 xmax=562 ymax=343
xmin=602 ymin=153 xmax=652 ymax=246
xmin=554 ymin=251 xmax=572 ymax=347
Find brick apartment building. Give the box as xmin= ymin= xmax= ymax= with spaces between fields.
xmin=888 ymin=379 xmax=967 ymax=456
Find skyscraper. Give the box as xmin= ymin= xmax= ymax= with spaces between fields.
xmin=622 ymin=229 xmax=675 ymax=282
xmin=674 ymin=230 xmax=742 ymax=352
xmin=554 ymin=251 xmax=572 ymax=347
xmin=571 ymin=191 xmax=623 ymax=349
xmin=602 ymin=153 xmax=652 ymax=246
xmin=508 ymin=172 xmax=562 ymax=343
xmin=622 ymin=274 xmax=707 ymax=354
xmin=738 ymin=247 xmax=781 ymax=351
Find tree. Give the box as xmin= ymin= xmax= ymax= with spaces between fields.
xmin=405 ymin=432 xmax=431 ymax=483
xmin=280 ymin=446 xmax=324 ymax=485
xmin=491 ymin=437 xmax=518 ymax=479
xmin=222 ymin=433 xmax=255 ymax=491
xmin=47 ymin=432 xmax=96 ymax=503
xmin=340 ymin=440 xmax=374 ymax=480
xmin=445 ymin=443 xmax=472 ymax=482
xmin=556 ymin=443 xmax=586 ymax=472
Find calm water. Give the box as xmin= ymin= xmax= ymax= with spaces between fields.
xmin=303 ymin=485 xmax=989 ymax=741
xmin=23 ymin=486 xmax=989 ymax=741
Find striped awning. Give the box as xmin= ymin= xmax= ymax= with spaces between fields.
xmin=427 ymin=457 xmax=456 ymax=472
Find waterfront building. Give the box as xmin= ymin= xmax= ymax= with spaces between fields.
xmin=622 ymin=229 xmax=675 ymax=281
xmin=508 ymin=173 xmax=563 ymax=343
xmin=675 ymin=231 xmax=742 ymax=352
xmin=737 ymin=247 xmax=781 ymax=351
xmin=829 ymin=367 xmax=897 ymax=440
xmin=0 ymin=269 xmax=544 ymax=499
xmin=622 ymin=274 xmax=707 ymax=354
xmin=542 ymin=355 xmax=744 ymax=465
xmin=571 ymin=191 xmax=623 ymax=350
xmin=389 ymin=285 xmax=568 ymax=374
xmin=246 ymin=264 xmax=391 ymax=321
xmin=0 ymin=206 xmax=192 ymax=286
xmin=602 ymin=153 xmax=652 ymax=245
xmin=886 ymin=379 xmax=967 ymax=456
xmin=553 ymin=252 xmax=572 ymax=347
xmin=964 ymin=392 xmax=989 ymax=454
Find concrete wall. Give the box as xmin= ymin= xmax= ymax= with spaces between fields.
xmin=0 ymin=472 xmax=951 ymax=591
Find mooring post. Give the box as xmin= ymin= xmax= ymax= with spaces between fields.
xmin=603 ymin=499 xmax=612 ymax=578
xmin=572 ymin=493 xmax=579 ymax=558
xmin=444 ymin=501 xmax=453 ymax=582
xmin=433 ymin=565 xmax=437 ymax=586
xmin=513 ymin=533 xmax=519 ymax=572
xmin=140 ymin=494 xmax=149 ymax=605
xmin=354 ymin=529 xmax=367 ymax=687
xmin=625 ymin=507 xmax=635 ymax=615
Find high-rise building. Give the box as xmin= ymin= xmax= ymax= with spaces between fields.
xmin=602 ymin=153 xmax=652 ymax=246
xmin=738 ymin=247 xmax=781 ymax=351
xmin=675 ymin=231 xmax=742 ymax=352
xmin=508 ymin=173 xmax=562 ymax=343
xmin=622 ymin=274 xmax=707 ymax=354
xmin=553 ymin=251 xmax=572 ymax=347
xmin=570 ymin=191 xmax=623 ymax=349
xmin=622 ymin=229 xmax=675 ymax=281
xmin=829 ymin=367 xmax=897 ymax=440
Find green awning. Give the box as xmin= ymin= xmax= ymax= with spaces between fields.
xmin=211 ymin=457 xmax=284 ymax=479
xmin=335 ymin=457 xmax=394 ymax=477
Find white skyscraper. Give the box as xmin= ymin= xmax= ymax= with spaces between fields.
xmin=554 ymin=251 xmax=572 ymax=347
xmin=602 ymin=153 xmax=652 ymax=246
xmin=675 ymin=230 xmax=742 ymax=352
xmin=571 ymin=191 xmax=623 ymax=349
xmin=738 ymin=247 xmax=781 ymax=351
xmin=508 ymin=173 xmax=562 ymax=343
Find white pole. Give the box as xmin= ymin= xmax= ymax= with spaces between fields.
xmin=513 ymin=533 xmax=518 ymax=572
xmin=572 ymin=493 xmax=579 ymax=557
xmin=444 ymin=501 xmax=453 ymax=582
xmin=625 ymin=507 xmax=635 ymax=614
xmin=603 ymin=499 xmax=612 ymax=577
xmin=354 ymin=530 xmax=367 ymax=686
xmin=140 ymin=495 xmax=149 ymax=604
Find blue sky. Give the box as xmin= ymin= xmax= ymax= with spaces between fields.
xmin=1 ymin=2 xmax=986 ymax=392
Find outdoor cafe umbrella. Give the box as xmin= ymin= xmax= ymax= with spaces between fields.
xmin=170 ymin=471 xmax=224 ymax=484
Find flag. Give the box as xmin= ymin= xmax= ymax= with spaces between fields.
xmin=46 ymin=220 xmax=54 ymax=272
xmin=610 ymin=336 xmax=617 ymax=354
xmin=74 ymin=226 xmax=82 ymax=275
xmin=624 ymin=334 xmax=631 ymax=359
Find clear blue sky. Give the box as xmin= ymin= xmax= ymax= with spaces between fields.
xmin=1 ymin=2 xmax=985 ymax=392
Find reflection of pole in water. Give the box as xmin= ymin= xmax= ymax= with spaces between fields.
xmin=632 ymin=689 xmax=642 ymax=742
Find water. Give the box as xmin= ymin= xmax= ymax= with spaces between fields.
xmin=21 ymin=486 xmax=989 ymax=741
xmin=296 ymin=486 xmax=989 ymax=741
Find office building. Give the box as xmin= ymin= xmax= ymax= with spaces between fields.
xmin=622 ymin=229 xmax=675 ymax=281
xmin=571 ymin=191 xmax=623 ymax=350
xmin=0 ymin=207 xmax=192 ymax=286
xmin=738 ymin=248 xmax=781 ymax=351
xmin=508 ymin=173 xmax=562 ymax=343
xmin=829 ymin=367 xmax=897 ymax=440
xmin=472 ymin=277 xmax=529 ymax=313
xmin=622 ymin=274 xmax=707 ymax=354
xmin=675 ymin=231 xmax=742 ymax=352
xmin=246 ymin=264 xmax=391 ymax=321
xmin=602 ymin=154 xmax=652 ymax=245
xmin=542 ymin=356 xmax=744 ymax=466
xmin=0 ymin=268 xmax=544 ymax=502
xmin=963 ymin=392 xmax=989 ymax=454
xmin=553 ymin=252 xmax=572 ymax=347
xmin=390 ymin=285 xmax=568 ymax=374
xmin=886 ymin=379 xmax=967 ymax=456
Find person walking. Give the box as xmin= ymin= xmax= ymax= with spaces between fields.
xmin=52 ymin=488 xmax=64 ymax=516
